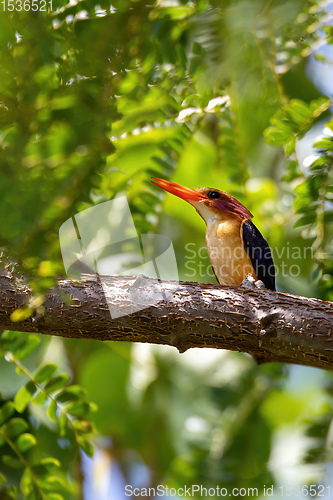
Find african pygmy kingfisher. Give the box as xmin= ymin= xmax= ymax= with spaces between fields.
xmin=151 ymin=178 xmax=276 ymax=291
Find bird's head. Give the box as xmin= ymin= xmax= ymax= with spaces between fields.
xmin=151 ymin=177 xmax=252 ymax=224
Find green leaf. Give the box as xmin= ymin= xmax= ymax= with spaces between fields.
xmin=1 ymin=486 xmax=19 ymax=499
xmin=34 ymin=364 xmax=57 ymax=384
xmin=65 ymin=401 xmax=91 ymax=418
xmin=265 ymin=97 xmax=332 ymax=150
xmin=281 ymin=160 xmax=300 ymax=182
xmin=0 ymin=402 xmax=15 ymax=425
xmin=14 ymin=381 xmax=36 ymax=413
xmin=50 ymin=94 xmax=77 ymax=110
xmin=20 ymin=469 xmax=34 ymax=496
xmin=58 ymin=412 xmax=68 ymax=437
xmin=309 ymin=96 xmax=331 ymax=114
xmin=72 ymin=420 xmax=93 ymax=434
xmin=32 ymin=391 xmax=48 ymax=405
xmin=15 ymin=433 xmax=37 ymax=453
xmin=308 ymin=156 xmax=327 ymax=171
xmin=11 ymin=335 xmax=41 ymax=361
xmin=285 ymin=135 xmax=296 ymax=156
xmin=47 ymin=400 xmax=58 ymax=422
xmin=56 ymin=385 xmax=86 ymax=403
xmin=10 ymin=308 xmax=33 ymax=322
xmin=38 ymin=475 xmax=66 ymax=492
xmin=0 ymin=472 xmax=6 ymax=488
xmin=1 ymin=455 xmax=24 ymax=469
xmin=313 ymin=138 xmax=333 ymax=150
xmin=264 ymin=125 xmax=292 ymax=147
xmin=324 ymin=211 xmax=333 ymax=223
xmin=32 ymin=457 xmax=61 ymax=476
xmin=286 ymin=99 xmax=312 ymax=125
xmin=77 ymin=436 xmax=94 ymax=457
xmin=45 ymin=494 xmax=65 ymax=500
xmin=0 ymin=331 xmax=25 ymax=352
xmin=294 ymin=213 xmax=316 ymax=228
xmin=2 ymin=418 xmax=29 ymax=440
xmin=44 ymin=374 xmax=71 ymax=394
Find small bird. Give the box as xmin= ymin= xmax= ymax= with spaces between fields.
xmin=151 ymin=177 xmax=276 ymax=291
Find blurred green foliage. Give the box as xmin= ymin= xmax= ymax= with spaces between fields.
xmin=0 ymin=0 xmax=333 ymax=498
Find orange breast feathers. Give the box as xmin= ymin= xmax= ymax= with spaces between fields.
xmin=205 ymin=218 xmax=257 ymax=286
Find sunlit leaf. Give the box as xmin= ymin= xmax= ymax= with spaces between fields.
xmin=38 ymin=475 xmax=66 ymax=492
xmin=15 ymin=433 xmax=37 ymax=453
xmin=14 ymin=382 xmax=36 ymax=413
xmin=1 ymin=455 xmax=24 ymax=469
xmin=10 ymin=308 xmax=33 ymax=322
xmin=0 ymin=472 xmax=6 ymax=488
xmin=32 ymin=391 xmax=48 ymax=406
xmin=65 ymin=401 xmax=91 ymax=418
xmin=0 ymin=402 xmax=15 ymax=425
xmin=1 ymin=418 xmax=29 ymax=440
xmin=286 ymin=99 xmax=313 ymax=125
xmin=72 ymin=420 xmax=93 ymax=434
xmin=10 ymin=335 xmax=41 ymax=361
xmin=77 ymin=437 xmax=94 ymax=457
xmin=0 ymin=434 xmax=6 ymax=448
xmin=47 ymin=401 xmax=58 ymax=422
xmin=44 ymin=494 xmax=65 ymax=500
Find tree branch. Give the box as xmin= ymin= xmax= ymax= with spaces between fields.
xmin=1 ymin=273 xmax=333 ymax=370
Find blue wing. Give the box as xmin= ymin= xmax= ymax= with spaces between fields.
xmin=242 ymin=220 xmax=276 ymax=291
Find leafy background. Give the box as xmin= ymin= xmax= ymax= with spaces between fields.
xmin=0 ymin=0 xmax=333 ymax=498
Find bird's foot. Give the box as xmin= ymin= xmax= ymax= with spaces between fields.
xmin=241 ymin=274 xmax=265 ymax=290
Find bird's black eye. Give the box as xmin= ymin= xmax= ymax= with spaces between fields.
xmin=207 ymin=191 xmax=221 ymax=200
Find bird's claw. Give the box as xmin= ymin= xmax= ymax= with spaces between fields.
xmin=254 ymin=279 xmax=265 ymax=289
xmin=241 ymin=274 xmax=265 ymax=290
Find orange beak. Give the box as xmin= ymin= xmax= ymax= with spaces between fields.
xmin=151 ymin=177 xmax=207 ymax=202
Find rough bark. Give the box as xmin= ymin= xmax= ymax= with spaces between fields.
xmin=0 ymin=273 xmax=332 ymax=370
